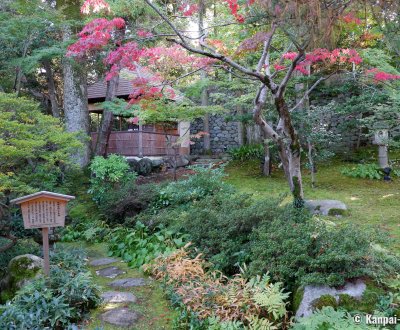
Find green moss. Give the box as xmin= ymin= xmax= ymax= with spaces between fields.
xmin=312 ymin=294 xmax=338 ymax=311
xmin=337 ymin=282 xmax=386 ymax=313
xmin=292 ymin=287 xmax=305 ymax=312
xmin=225 ymin=158 xmax=400 ymax=251
xmin=328 ymin=208 xmax=348 ymax=216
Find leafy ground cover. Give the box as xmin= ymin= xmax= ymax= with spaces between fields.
xmin=225 ymin=157 xmax=400 ymax=250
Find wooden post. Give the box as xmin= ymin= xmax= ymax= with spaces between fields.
xmin=42 ymin=227 xmax=50 ymax=276
xmin=139 ymin=123 xmax=143 ymax=157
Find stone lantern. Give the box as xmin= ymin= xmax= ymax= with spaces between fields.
xmin=373 ymin=129 xmax=389 ymax=168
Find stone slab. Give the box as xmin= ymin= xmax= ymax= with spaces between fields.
xmin=100 ymin=307 xmax=139 ymax=327
xmin=304 ymin=199 xmax=347 ymax=216
xmin=108 ymin=278 xmax=147 ymax=288
xmin=296 ymin=279 xmax=366 ymax=318
xmin=96 ymin=266 xmax=126 ymax=279
xmin=101 ymin=291 xmax=137 ymax=304
xmin=89 ymin=258 xmax=118 ymax=267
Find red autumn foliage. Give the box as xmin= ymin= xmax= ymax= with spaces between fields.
xmin=67 ymin=18 xmax=126 ymax=57
xmin=178 ymin=3 xmax=199 ymax=16
xmin=366 ymin=69 xmax=400 ymax=81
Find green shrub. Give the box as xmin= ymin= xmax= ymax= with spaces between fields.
xmin=154 ymin=166 xmax=233 ymax=208
xmin=88 ymin=154 xmax=136 ymax=204
xmin=228 ymin=144 xmax=264 ymax=161
xmin=341 ymin=163 xmax=400 ymax=180
xmin=98 ymin=183 xmax=159 ymax=224
xmin=108 ymin=221 xmax=188 ymax=268
xmin=0 ymin=246 xmax=100 ymax=329
xmin=250 ymin=213 xmax=400 ymax=289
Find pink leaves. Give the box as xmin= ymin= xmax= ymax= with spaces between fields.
xmin=276 ymin=48 xmax=363 ymax=75
xmin=366 ymin=69 xmax=400 ymax=81
xmin=137 ymin=30 xmax=154 ymax=38
xmin=273 ymin=64 xmax=285 ymax=71
xmin=81 ymin=0 xmax=111 ymax=15
xmin=225 ymin=0 xmax=244 ymax=23
xmin=341 ymin=13 xmax=362 ymax=25
xmin=67 ymin=18 xmax=126 ymax=57
xmin=178 ymin=3 xmax=199 ymax=16
xmin=282 ymin=52 xmax=298 ymax=61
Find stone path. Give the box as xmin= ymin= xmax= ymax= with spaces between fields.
xmin=89 ymin=256 xmax=148 ymax=328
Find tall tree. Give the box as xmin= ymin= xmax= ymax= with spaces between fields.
xmin=57 ymin=0 xmax=91 ymax=167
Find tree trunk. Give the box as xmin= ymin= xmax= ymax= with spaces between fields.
xmin=95 ymin=75 xmax=120 ymax=156
xmin=62 ymin=27 xmax=91 ymax=168
xmin=43 ymin=60 xmax=60 ymax=118
xmin=198 ymin=0 xmax=210 ymax=154
xmin=307 ymin=140 xmax=316 ymax=188
xmin=262 ymin=142 xmax=271 ymax=176
xmin=275 ymin=98 xmax=304 ymax=205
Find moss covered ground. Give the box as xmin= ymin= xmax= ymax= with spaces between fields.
xmin=224 ymin=156 xmax=400 ymax=251
xmin=61 ymin=242 xmax=176 ymax=330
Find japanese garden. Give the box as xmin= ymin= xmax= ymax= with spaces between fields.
xmin=1 ymin=0 xmax=400 ymax=329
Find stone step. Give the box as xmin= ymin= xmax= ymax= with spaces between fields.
xmin=89 ymin=258 xmax=118 ymax=267
xmin=109 ymin=278 xmax=148 ymax=288
xmin=101 ymin=291 xmax=137 ymax=304
xmin=100 ymin=307 xmax=140 ymax=327
xmin=96 ymin=266 xmax=126 ymax=279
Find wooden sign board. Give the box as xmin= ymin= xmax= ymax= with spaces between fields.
xmin=11 ymin=191 xmax=75 ymax=229
xmin=10 ymin=191 xmax=75 ymax=276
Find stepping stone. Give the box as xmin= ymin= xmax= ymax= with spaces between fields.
xmin=100 ymin=307 xmax=139 ymax=327
xmin=96 ymin=266 xmax=126 ymax=279
xmin=109 ymin=278 xmax=147 ymax=288
xmin=304 ymin=199 xmax=347 ymax=216
xmin=89 ymin=258 xmax=118 ymax=267
xmin=101 ymin=291 xmax=137 ymax=304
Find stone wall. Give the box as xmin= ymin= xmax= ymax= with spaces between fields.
xmin=190 ymin=115 xmax=240 ymax=154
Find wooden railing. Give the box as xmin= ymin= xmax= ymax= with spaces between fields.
xmin=91 ymin=130 xmax=179 ymax=157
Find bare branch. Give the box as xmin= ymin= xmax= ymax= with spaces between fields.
xmin=289 ymin=76 xmax=327 ymax=112
xmin=256 ymin=23 xmax=277 ymax=74
xmin=277 ymin=51 xmax=305 ymax=98
xmin=168 ymin=38 xmax=266 ymax=82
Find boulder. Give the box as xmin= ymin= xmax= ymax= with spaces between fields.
xmin=127 ymin=158 xmax=140 ymax=173
xmin=150 ymin=158 xmax=164 ymax=169
xmin=295 ymin=279 xmax=366 ymax=318
xmin=164 ymin=155 xmax=190 ymax=168
xmin=137 ymin=158 xmax=153 ymax=176
xmin=304 ymin=200 xmax=347 ymax=216
xmin=0 ymin=254 xmax=43 ymax=301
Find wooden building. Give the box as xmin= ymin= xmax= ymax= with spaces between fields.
xmin=88 ymin=71 xmax=190 ymax=157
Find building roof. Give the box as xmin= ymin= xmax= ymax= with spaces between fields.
xmin=88 ymin=68 xmax=183 ymax=102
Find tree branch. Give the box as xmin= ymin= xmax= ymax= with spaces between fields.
xmin=277 ymin=51 xmax=305 ymax=98
xmin=289 ymin=76 xmax=327 ymax=112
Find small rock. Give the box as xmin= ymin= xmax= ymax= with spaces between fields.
xmin=304 ymin=200 xmax=347 ymax=216
xmin=96 ymin=266 xmax=126 ymax=279
xmin=89 ymin=258 xmax=118 ymax=267
xmin=109 ymin=278 xmax=147 ymax=288
xmin=0 ymin=254 xmax=43 ymax=300
xmin=100 ymin=307 xmax=140 ymax=327
xmin=295 ymin=279 xmax=366 ymax=318
xmin=101 ymin=291 xmax=137 ymax=304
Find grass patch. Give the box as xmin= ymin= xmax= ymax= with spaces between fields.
xmin=225 ymin=158 xmax=400 ymax=250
